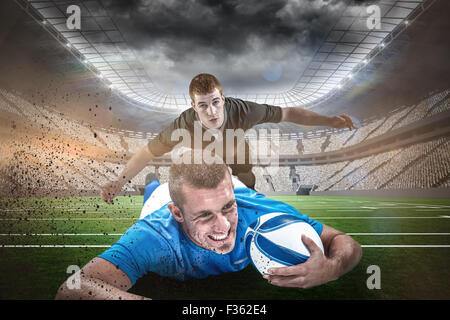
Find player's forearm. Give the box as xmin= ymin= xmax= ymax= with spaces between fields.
xmin=281 ymin=107 xmax=334 ymax=127
xmin=116 ymin=146 xmax=154 ymax=185
xmin=326 ymin=234 xmax=362 ymax=280
xmin=55 ymin=275 xmax=149 ymax=300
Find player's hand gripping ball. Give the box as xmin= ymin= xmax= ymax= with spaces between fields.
xmin=245 ymin=212 xmax=324 ymax=275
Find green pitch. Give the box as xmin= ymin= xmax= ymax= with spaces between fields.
xmin=0 ymin=195 xmax=449 ymax=300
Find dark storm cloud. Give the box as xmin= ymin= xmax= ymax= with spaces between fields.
xmin=103 ymin=0 xmax=373 ymax=94
xmin=108 ymin=0 xmax=347 ymax=56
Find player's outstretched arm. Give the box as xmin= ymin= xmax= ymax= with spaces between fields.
xmin=55 ymin=257 xmax=150 ymax=300
xmin=281 ymin=107 xmax=357 ymax=130
xmin=264 ymin=225 xmax=362 ymax=289
xmin=100 ymin=146 xmax=154 ymax=204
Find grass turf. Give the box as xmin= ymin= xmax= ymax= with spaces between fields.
xmin=0 ymin=195 xmax=449 ymax=299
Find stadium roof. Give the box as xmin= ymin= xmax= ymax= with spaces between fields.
xmin=16 ymin=0 xmax=433 ymax=113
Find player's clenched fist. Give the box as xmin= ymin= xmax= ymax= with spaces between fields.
xmin=100 ymin=180 xmax=123 ymax=205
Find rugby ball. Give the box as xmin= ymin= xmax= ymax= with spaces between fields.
xmin=245 ymin=212 xmax=324 ymax=275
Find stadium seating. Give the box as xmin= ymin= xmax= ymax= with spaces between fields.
xmin=267 ymin=89 xmax=450 ymax=156
xmin=0 ymin=87 xmax=449 ymax=197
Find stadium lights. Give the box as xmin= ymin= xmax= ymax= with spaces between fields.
xmin=363 ymin=59 xmax=368 ymax=65
xmin=23 ymin=0 xmax=424 ymax=112
xmin=347 ymin=74 xmax=353 ymax=79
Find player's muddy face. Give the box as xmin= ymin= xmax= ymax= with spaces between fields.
xmin=180 ymin=175 xmax=238 ymax=254
xmin=192 ymin=88 xmax=225 ymax=129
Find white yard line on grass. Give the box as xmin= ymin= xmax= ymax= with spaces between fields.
xmin=326 ymin=207 xmax=450 ymax=211
xmin=0 ymin=216 xmax=447 ymax=221
xmin=360 ymin=245 xmax=450 ymax=248
xmin=2 ymin=206 xmax=448 ymax=214
xmin=415 ymin=209 xmax=450 ymax=211
xmin=311 ymin=216 xmax=447 ymax=219
xmin=2 ymin=244 xmax=450 ymax=248
xmin=0 ymin=233 xmax=123 ymax=236
xmin=325 ymin=209 xmax=374 ymax=211
xmin=1 ymin=233 xmax=449 ymax=236
xmin=346 ymin=233 xmax=450 ymax=236
xmin=385 ymin=202 xmax=450 ymax=208
xmin=0 ymin=217 xmax=138 ymax=221
xmin=0 ymin=206 xmax=142 ymax=212
xmin=1 ymin=245 xmax=112 ymax=248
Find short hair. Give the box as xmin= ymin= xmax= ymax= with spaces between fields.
xmin=144 ymin=172 xmax=159 ymax=186
xmin=169 ymin=159 xmax=230 ymax=210
xmin=189 ymin=73 xmax=223 ymax=102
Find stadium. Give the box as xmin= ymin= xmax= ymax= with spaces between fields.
xmin=0 ymin=0 xmax=449 ymax=301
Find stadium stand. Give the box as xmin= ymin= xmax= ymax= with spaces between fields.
xmin=0 ymin=92 xmax=23 ymax=116
xmin=282 ymin=137 xmax=449 ymax=192
xmin=95 ymin=130 xmax=128 ymax=154
xmin=0 ymin=87 xmax=449 ymax=197
xmin=122 ymin=136 xmax=148 ymax=154
xmin=271 ymin=89 xmax=450 ymax=156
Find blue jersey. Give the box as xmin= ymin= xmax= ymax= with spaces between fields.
xmin=143 ymin=180 xmax=160 ymax=205
xmin=98 ymin=187 xmax=323 ymax=285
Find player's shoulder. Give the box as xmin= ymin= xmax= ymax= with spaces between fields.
xmin=235 ymin=188 xmax=304 ymax=217
xmin=140 ymin=205 xmax=174 ymax=228
xmin=123 ymin=207 xmax=180 ymax=249
xmin=225 ymin=96 xmax=271 ymax=116
xmin=172 ymin=107 xmax=197 ymax=128
xmin=179 ymin=106 xmax=196 ymax=117
xmin=234 ymin=188 xmax=274 ymax=211
xmin=225 ymin=96 xmax=254 ymax=110
xmin=224 ymin=97 xmax=261 ymax=126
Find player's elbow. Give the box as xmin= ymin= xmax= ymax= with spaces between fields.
xmin=280 ymin=107 xmax=307 ymax=124
xmin=344 ymin=233 xmax=363 ymax=264
xmin=55 ymin=271 xmax=87 ymax=300
xmin=280 ymin=107 xmax=293 ymax=122
xmin=347 ymin=236 xmax=363 ymax=271
xmin=140 ymin=145 xmax=155 ymax=162
xmin=355 ymin=240 xmax=363 ymax=263
xmin=55 ymin=279 xmax=77 ymax=300
xmin=55 ymin=285 xmax=68 ymax=300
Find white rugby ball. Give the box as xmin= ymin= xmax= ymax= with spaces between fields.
xmin=245 ymin=212 xmax=324 ymax=275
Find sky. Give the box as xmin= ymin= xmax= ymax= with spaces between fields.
xmin=103 ymin=0 xmax=368 ymax=95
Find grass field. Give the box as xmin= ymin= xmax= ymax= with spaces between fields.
xmin=0 ymin=195 xmax=449 ymax=300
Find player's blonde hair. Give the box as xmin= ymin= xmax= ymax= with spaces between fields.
xmin=189 ymin=73 xmax=223 ymax=101
xmin=168 ymin=153 xmax=230 ymax=210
